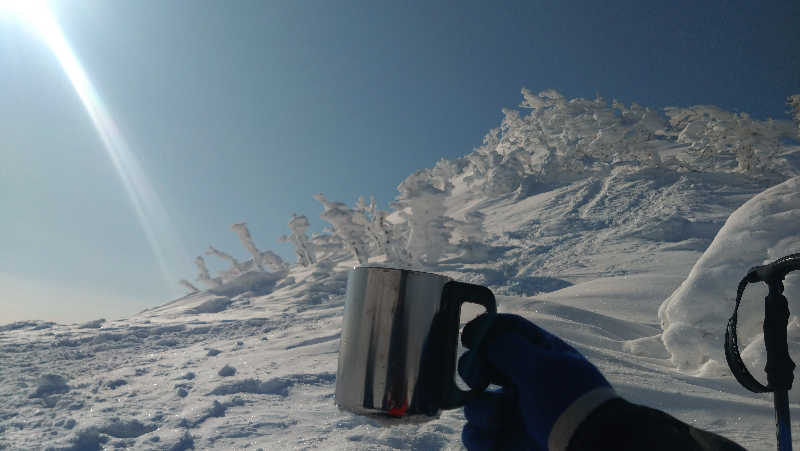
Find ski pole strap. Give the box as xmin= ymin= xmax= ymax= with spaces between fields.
xmin=725 ymin=253 xmax=800 ymax=393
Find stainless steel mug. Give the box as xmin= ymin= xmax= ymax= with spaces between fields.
xmin=335 ymin=265 xmax=497 ymax=420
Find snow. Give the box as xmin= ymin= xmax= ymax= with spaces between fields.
xmin=2 ymin=90 xmax=800 ymax=449
xmin=659 ymin=176 xmax=800 ymax=383
xmin=77 ymin=319 xmax=106 ymax=330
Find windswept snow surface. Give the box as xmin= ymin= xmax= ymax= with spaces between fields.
xmin=3 ymin=92 xmax=800 ymax=449
xmin=1 ymin=256 xmax=788 ymax=450
xmin=3 ymin=195 xmax=793 ymax=450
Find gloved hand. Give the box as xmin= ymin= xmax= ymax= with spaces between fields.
xmin=459 ymin=313 xmax=617 ymax=451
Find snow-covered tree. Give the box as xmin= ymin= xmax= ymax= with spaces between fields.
xmin=789 ymin=94 xmax=800 ymax=132
xmin=230 ymin=222 xmax=287 ymax=272
xmin=259 ymin=250 xmax=287 ymax=272
xmin=463 ymin=88 xmax=794 ymax=181
xmin=393 ymin=171 xmax=455 ymax=265
xmin=310 ymin=230 xmax=349 ymax=262
xmin=355 ymin=196 xmax=410 ymax=265
xmin=664 ymin=105 xmax=799 ymax=175
xmin=205 ymin=245 xmax=244 ymax=276
xmin=430 ymin=158 xmax=466 ymax=191
xmin=180 ymin=89 xmax=799 ymax=289
xmin=313 ymin=194 xmax=370 ymax=264
xmin=451 ymin=210 xmax=491 ymax=262
xmin=179 ymin=279 xmax=199 ymax=294
xmin=231 ymin=223 xmax=265 ymax=271
xmin=279 ymin=214 xmax=316 ymax=267
xmin=194 ymin=256 xmax=221 ymax=288
xmin=462 ymin=88 xmax=671 ymax=193
xmin=463 ymin=145 xmax=493 ymax=187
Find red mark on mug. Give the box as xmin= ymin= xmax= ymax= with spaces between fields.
xmin=388 ymin=400 xmax=409 ymax=417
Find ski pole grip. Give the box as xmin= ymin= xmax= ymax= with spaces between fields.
xmin=763 ymin=282 xmax=795 ymax=391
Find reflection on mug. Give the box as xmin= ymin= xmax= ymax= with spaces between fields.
xmin=335 ymin=265 xmax=496 ymax=421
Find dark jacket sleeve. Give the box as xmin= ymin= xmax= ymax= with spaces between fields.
xmin=567 ymin=398 xmax=746 ymax=451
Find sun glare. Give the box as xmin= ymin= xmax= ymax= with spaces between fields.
xmin=4 ymin=0 xmax=187 ymax=294
xmin=0 ymin=0 xmax=50 ymax=26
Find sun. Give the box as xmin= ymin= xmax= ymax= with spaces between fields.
xmin=0 ymin=0 xmax=60 ymax=45
xmin=0 ymin=0 xmax=50 ymax=24
xmin=1 ymin=0 xmax=188 ymax=292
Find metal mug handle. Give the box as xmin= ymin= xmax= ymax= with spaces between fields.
xmin=439 ymin=281 xmax=497 ymax=409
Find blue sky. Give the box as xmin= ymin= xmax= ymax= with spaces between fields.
xmin=1 ymin=0 xmax=798 ymax=323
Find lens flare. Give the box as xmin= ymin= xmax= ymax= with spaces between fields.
xmin=5 ymin=1 xmax=187 ymax=294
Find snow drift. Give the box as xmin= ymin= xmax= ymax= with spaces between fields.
xmin=659 ymin=177 xmax=800 ymax=386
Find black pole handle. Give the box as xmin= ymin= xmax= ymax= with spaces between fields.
xmin=763 ymin=282 xmax=795 ymax=451
xmin=725 ymin=254 xmax=799 ymax=451
xmin=726 ymin=254 xmax=800 ymax=393
xmin=763 ymin=281 xmax=795 ymax=391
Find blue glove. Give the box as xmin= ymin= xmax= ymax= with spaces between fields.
xmin=459 ymin=313 xmax=617 ymax=451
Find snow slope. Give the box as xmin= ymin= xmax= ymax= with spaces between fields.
xmin=2 ymin=91 xmax=800 ymax=450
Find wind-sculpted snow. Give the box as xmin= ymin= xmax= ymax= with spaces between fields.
xmin=1 ymin=252 xmax=798 ymax=449
xmin=98 ymin=418 xmax=158 ymax=438
xmin=0 ymin=320 xmax=55 ymax=331
xmin=659 ymin=177 xmax=800 ymax=386
xmin=77 ymin=319 xmax=105 ymax=329
xmin=185 ymin=296 xmax=232 ymax=314
xmin=30 ymin=374 xmax=70 ymax=398
xmin=208 ymin=270 xmax=286 ymax=298
xmin=502 ymin=276 xmax=573 ymax=296
xmin=208 ymin=373 xmax=336 ymax=397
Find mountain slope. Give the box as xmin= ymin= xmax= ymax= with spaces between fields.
xmin=2 ymin=90 xmax=799 ymax=450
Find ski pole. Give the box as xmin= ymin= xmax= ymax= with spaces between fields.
xmin=764 ymin=279 xmax=793 ymax=451
xmin=725 ymin=253 xmax=800 ymax=451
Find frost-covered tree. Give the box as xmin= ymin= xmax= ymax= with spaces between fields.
xmin=666 ymin=105 xmax=795 ymax=175
xmin=393 ymin=171 xmax=455 ymax=265
xmin=313 ymin=194 xmax=370 ymax=264
xmin=789 ymin=94 xmax=800 ymax=132
xmin=430 ymin=158 xmax=467 ymax=191
xmin=205 ymin=245 xmax=244 ymax=276
xmin=231 ymin=223 xmax=265 ymax=271
xmin=462 ymin=88 xmax=671 ymax=194
xmin=259 ymin=250 xmax=287 ymax=272
xmin=463 ymin=144 xmax=493 ymax=187
xmin=180 ymin=89 xmax=799 ymax=287
xmin=279 ymin=214 xmax=317 ymax=267
xmin=230 ymin=222 xmax=287 ymax=272
xmin=310 ymin=230 xmax=349 ymax=262
xmin=459 ymin=88 xmax=794 ymax=185
xmin=194 ymin=256 xmax=221 ymax=288
xmin=355 ymin=196 xmax=410 ymax=265
xmin=179 ymin=279 xmax=199 ymax=294
xmin=451 ymin=210 xmax=491 ymax=262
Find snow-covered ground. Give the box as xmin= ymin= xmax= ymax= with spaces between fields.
xmin=3 ymin=91 xmax=800 ymax=450
xmin=1 ymin=250 xmax=792 ymax=450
